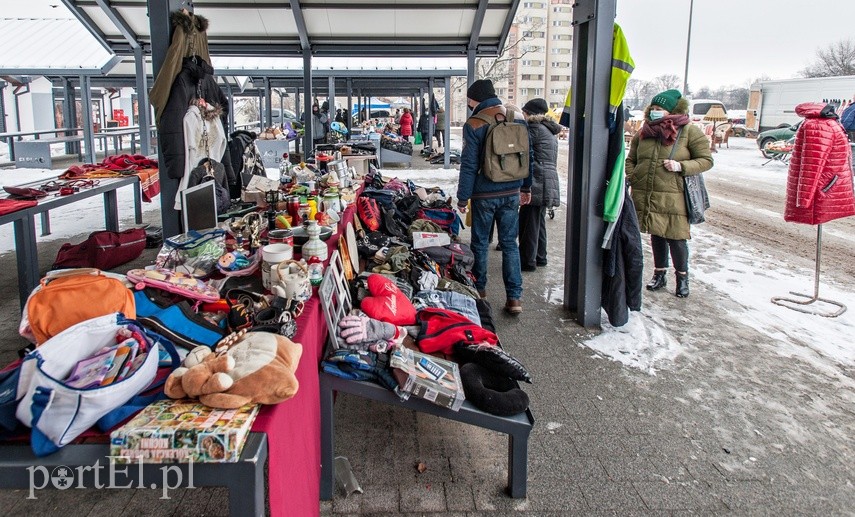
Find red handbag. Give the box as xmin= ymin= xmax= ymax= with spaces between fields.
xmin=53 ymin=228 xmax=147 ymax=271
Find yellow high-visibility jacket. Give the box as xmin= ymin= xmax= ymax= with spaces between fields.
xmin=560 ymin=23 xmax=634 ymax=127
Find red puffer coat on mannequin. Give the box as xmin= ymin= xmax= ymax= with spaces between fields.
xmin=785 ymin=102 xmax=855 ymax=225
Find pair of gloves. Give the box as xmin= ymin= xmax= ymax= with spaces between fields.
xmin=338 ymin=311 xmax=406 ymax=353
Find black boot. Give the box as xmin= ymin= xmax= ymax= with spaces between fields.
xmin=646 ymin=270 xmax=667 ymax=291
xmin=675 ymin=272 xmax=689 ymax=298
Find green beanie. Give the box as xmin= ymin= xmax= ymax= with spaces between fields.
xmin=651 ymin=89 xmax=682 ymax=112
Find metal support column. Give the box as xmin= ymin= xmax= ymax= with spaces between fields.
xmin=134 ymin=45 xmax=151 ymax=155
xmin=79 ymin=75 xmax=96 ymax=164
xmin=563 ymin=0 xmax=615 ymax=327
xmin=427 ymin=77 xmax=435 ymax=150
xmin=149 ymin=0 xmax=187 ymax=237
xmin=444 ymin=77 xmax=451 ymax=168
xmin=302 ymin=50 xmax=313 ymax=156
xmin=346 ymin=79 xmax=353 ymax=133
xmin=264 ymin=77 xmax=273 ymax=127
xmin=418 ymin=86 xmax=426 ymax=149
xmin=467 ymin=49 xmax=476 ymax=117
xmin=225 ymin=82 xmax=235 ymax=134
xmin=295 ymin=88 xmax=301 ymax=118
xmin=62 ymin=78 xmax=79 ymax=155
xmin=328 ymin=76 xmax=335 ymax=115
xmin=357 ymin=89 xmax=362 ymax=122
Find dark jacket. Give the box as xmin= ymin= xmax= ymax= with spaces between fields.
xmin=457 ymin=97 xmax=532 ymax=206
xmin=602 ymin=191 xmax=643 ymax=327
xmin=417 ymin=113 xmax=430 ymax=133
xmin=526 ymin=114 xmax=562 ymax=207
xmin=158 ymin=56 xmax=229 ymax=180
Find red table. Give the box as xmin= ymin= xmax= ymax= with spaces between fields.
xmin=251 ymin=205 xmax=355 ymax=517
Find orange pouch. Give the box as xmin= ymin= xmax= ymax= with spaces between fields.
xmin=27 ymin=272 xmax=135 ymax=345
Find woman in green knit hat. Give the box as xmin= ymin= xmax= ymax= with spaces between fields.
xmin=626 ymin=89 xmax=713 ymax=298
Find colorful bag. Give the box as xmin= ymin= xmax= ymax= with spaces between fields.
xmin=155 ymin=229 xmax=226 ymax=277
xmin=26 ymin=269 xmax=136 ymax=345
xmin=14 ymin=313 xmax=179 ymax=456
xmin=416 ymin=207 xmax=463 ymax=235
xmin=126 ymin=268 xmax=221 ymax=302
xmin=53 ymin=228 xmax=147 ymax=271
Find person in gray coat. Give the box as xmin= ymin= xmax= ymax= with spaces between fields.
xmin=519 ymin=98 xmax=561 ymax=270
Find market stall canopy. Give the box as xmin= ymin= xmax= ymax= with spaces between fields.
xmin=0 ymin=17 xmax=121 ymax=75
xmin=64 ymin=0 xmax=520 ymax=57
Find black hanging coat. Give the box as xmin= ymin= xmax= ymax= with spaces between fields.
xmin=602 ymin=191 xmax=644 ymax=326
xmin=158 ymin=56 xmax=229 ymax=181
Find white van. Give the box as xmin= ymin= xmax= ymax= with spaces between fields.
xmin=688 ymin=99 xmax=728 ymax=123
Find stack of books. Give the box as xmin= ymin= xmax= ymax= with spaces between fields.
xmin=65 ymin=327 xmax=149 ymax=388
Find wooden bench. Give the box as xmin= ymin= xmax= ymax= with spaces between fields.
xmin=14 ymin=136 xmax=84 ymax=169
xmin=0 ymin=432 xmax=268 ymax=516
xmin=317 ymin=251 xmax=535 ymax=500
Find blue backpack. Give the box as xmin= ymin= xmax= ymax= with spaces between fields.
xmin=840 ymin=106 xmax=855 ymax=131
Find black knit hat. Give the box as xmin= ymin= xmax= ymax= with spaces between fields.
xmin=466 ymin=79 xmax=497 ymax=103
xmin=522 ymin=98 xmax=549 ymax=115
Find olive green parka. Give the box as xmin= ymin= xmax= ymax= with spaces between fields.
xmin=626 ymin=98 xmax=713 ymax=240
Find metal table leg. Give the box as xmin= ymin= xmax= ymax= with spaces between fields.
xmin=227 ymin=434 xmax=268 ymax=516
xmin=133 ymin=179 xmax=142 ymax=224
xmin=507 ymin=430 xmax=529 ymax=498
xmin=104 ymin=190 xmax=119 ymax=231
xmin=319 ymin=373 xmax=336 ymax=500
xmin=13 ymin=214 xmax=39 ymax=308
xmin=40 ymin=212 xmax=51 ymax=236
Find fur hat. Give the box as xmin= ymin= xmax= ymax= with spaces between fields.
xmin=650 ymin=89 xmax=682 ymax=112
xmin=467 ymin=79 xmax=497 ymax=103
xmin=522 ymin=98 xmax=549 ymax=116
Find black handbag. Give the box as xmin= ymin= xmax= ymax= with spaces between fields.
xmin=670 ymin=127 xmax=710 ymax=224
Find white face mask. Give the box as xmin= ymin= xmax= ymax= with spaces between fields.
xmin=649 ymin=110 xmax=665 ymax=121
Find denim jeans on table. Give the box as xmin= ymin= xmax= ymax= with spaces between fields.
xmin=470 ymin=195 xmax=523 ymax=300
xmin=412 ymin=290 xmax=482 ymax=325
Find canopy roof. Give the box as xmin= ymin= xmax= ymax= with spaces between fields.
xmin=0 ymin=18 xmax=120 ymax=75
xmin=65 ymin=0 xmax=520 ymax=57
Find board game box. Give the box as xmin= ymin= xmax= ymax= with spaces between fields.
xmin=109 ymin=399 xmax=260 ymax=463
xmin=390 ymin=347 xmax=465 ymax=411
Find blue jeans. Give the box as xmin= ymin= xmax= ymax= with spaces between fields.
xmin=470 ymin=195 xmax=523 ymax=300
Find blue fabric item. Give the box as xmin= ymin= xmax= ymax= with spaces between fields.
xmin=412 ymin=290 xmax=481 ymax=326
xmin=30 ymin=386 xmax=59 ymax=457
xmin=134 ymin=290 xmax=224 ymax=350
xmin=841 ymin=105 xmax=855 ymax=131
xmin=470 ymin=195 xmax=523 ymax=300
xmin=457 ymin=98 xmax=533 ymax=205
xmin=0 ymin=366 xmax=21 ymax=433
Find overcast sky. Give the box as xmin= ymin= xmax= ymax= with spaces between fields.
xmin=617 ymin=0 xmax=855 ymax=90
xmin=10 ymin=0 xmax=855 ymax=92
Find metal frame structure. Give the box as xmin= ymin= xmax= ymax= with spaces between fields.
xmin=46 ymin=0 xmax=613 ymax=327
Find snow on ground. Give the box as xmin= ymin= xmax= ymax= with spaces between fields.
xmin=578 ymin=137 xmax=855 ymax=374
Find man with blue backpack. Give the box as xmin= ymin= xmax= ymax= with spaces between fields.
xmin=456 ymin=79 xmax=533 ymax=315
xmin=841 ymin=95 xmax=855 ymax=142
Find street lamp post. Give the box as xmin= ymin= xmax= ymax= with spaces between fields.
xmin=682 ymin=0 xmax=694 ymax=96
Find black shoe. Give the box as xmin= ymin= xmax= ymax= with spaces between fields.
xmin=536 ymin=260 xmax=548 ymax=267
xmin=521 ymin=265 xmax=537 ymax=272
xmin=495 ymin=243 xmax=502 ymax=251
xmin=646 ymin=270 xmax=667 ymax=291
xmin=675 ymin=272 xmax=689 ymax=298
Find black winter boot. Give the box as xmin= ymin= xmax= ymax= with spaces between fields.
xmin=646 ymin=270 xmax=667 ymax=291
xmin=675 ymin=272 xmax=689 ymax=298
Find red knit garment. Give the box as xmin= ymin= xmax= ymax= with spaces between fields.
xmin=784 ymin=102 xmax=855 ymax=225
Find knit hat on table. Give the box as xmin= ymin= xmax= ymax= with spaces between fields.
xmin=466 ymin=79 xmax=497 ymax=103
xmin=522 ymin=98 xmax=549 ymax=115
xmin=650 ymin=89 xmax=682 ymax=112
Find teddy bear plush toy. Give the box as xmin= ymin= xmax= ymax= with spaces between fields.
xmin=164 ymin=330 xmax=303 ymax=409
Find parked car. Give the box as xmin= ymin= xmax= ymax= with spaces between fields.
xmin=757 ymin=121 xmax=801 ymax=158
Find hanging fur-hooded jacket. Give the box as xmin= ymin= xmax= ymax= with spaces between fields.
xmin=626 ymin=98 xmax=713 ymax=240
xmin=526 ymin=114 xmax=562 ymax=207
xmin=784 ymin=102 xmax=855 ymax=225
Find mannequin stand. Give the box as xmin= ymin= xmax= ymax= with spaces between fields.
xmin=771 ymin=224 xmax=846 ymax=317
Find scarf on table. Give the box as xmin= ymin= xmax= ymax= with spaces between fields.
xmin=640 ymin=114 xmax=689 ymax=146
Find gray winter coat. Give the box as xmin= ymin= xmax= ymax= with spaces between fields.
xmin=526 ymin=114 xmax=562 ymax=207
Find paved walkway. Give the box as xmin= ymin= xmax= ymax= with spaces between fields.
xmin=0 ymin=175 xmax=852 ymax=516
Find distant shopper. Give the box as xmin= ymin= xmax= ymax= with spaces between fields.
xmin=519 ymin=98 xmax=561 ymax=271
xmin=417 ymin=109 xmax=431 ymax=150
xmin=839 ymin=94 xmax=855 ymax=141
xmin=310 ymin=103 xmax=328 ymax=146
xmin=626 ymin=89 xmax=713 ymax=298
xmin=399 ymin=108 xmax=414 ymax=141
xmin=456 ymin=79 xmax=532 ymax=315
xmin=434 ymin=107 xmax=446 ymax=149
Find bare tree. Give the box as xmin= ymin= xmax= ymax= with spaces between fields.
xmin=801 ymin=39 xmax=855 ymax=78
xmin=652 ymin=74 xmax=682 ymax=93
xmin=235 ymin=98 xmax=259 ymax=124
